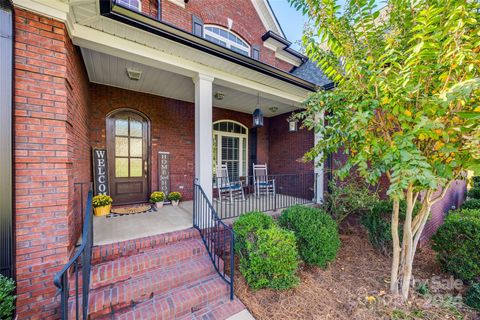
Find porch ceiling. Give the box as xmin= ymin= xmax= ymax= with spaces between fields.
xmin=82 ymin=48 xmax=298 ymax=117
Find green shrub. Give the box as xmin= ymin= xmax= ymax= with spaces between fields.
xmin=240 ymin=226 xmax=299 ymax=290
xmin=472 ymin=176 xmax=480 ymax=188
xmin=462 ymin=199 xmax=480 ymax=210
xmin=431 ymin=209 xmax=480 ymax=282
xmin=465 ymin=282 xmax=480 ymax=310
xmin=233 ymin=211 xmax=275 ymax=255
xmin=323 ymin=180 xmax=379 ymax=222
xmin=361 ymin=200 xmax=421 ymax=255
xmin=467 ymin=187 xmax=480 ymax=200
xmin=279 ymin=205 xmax=340 ymax=268
xmin=0 ymin=275 xmax=15 ymax=320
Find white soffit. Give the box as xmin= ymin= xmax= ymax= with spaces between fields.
xmin=81 ymin=48 xmax=297 ymax=117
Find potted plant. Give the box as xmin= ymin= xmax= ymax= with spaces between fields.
xmin=168 ymin=192 xmax=182 ymax=206
xmin=92 ymin=194 xmax=113 ymax=217
xmin=150 ymin=191 xmax=165 ymax=208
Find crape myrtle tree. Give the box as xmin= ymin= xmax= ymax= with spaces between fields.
xmin=289 ymin=0 xmax=480 ymax=300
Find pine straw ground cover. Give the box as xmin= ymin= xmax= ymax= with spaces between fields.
xmin=234 ymin=227 xmax=479 ymax=320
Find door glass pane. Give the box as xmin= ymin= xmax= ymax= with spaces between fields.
xmin=115 ymin=118 xmax=128 ymax=136
xmin=115 ymin=158 xmax=129 ymax=177
xmin=130 ymin=138 xmax=142 ymax=157
xmin=115 ymin=137 xmax=128 ymax=157
xmin=130 ymin=158 xmax=143 ymax=177
xmin=130 ymin=120 xmax=142 ymax=137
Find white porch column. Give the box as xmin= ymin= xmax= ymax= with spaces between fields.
xmin=314 ymin=112 xmax=324 ymax=204
xmin=193 ymin=73 xmax=214 ymax=200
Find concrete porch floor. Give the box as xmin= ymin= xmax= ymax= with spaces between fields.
xmin=93 ymin=201 xmax=193 ymax=245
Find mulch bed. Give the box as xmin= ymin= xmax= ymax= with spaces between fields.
xmin=234 ymin=224 xmax=479 ymax=320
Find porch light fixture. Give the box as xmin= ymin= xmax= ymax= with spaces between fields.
xmin=252 ymin=93 xmax=264 ymax=128
xmin=126 ymin=68 xmax=142 ymax=81
xmin=214 ymin=91 xmax=225 ymax=100
xmin=288 ymin=112 xmax=298 ymax=132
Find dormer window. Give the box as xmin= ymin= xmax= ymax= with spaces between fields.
xmin=116 ymin=0 xmax=141 ymax=11
xmin=204 ymin=25 xmax=250 ymax=57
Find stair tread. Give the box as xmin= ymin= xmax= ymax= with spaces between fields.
xmin=113 ymin=275 xmax=230 ymax=320
xmin=91 ymin=238 xmax=207 ymax=288
xmin=182 ymin=297 xmax=246 ymax=320
xmin=86 ymin=255 xmax=217 ymax=317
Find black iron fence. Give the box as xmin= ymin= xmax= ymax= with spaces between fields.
xmin=213 ymin=173 xmax=316 ymax=219
xmin=193 ymin=181 xmax=235 ymax=300
xmin=54 ymin=190 xmax=93 ymax=320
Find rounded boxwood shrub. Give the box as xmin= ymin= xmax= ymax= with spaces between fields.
xmin=431 ymin=209 xmax=480 ymax=282
xmin=278 ymin=205 xmax=340 ymax=268
xmin=462 ymin=199 xmax=480 ymax=210
xmin=361 ymin=200 xmax=421 ymax=255
xmin=465 ymin=282 xmax=480 ymax=310
xmin=233 ymin=211 xmax=275 ymax=255
xmin=467 ymin=187 xmax=480 ymax=200
xmin=0 ymin=275 xmax=15 ymax=320
xmin=240 ymin=226 xmax=299 ymax=290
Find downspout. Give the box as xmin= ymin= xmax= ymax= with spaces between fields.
xmin=0 ymin=0 xmax=14 ymax=279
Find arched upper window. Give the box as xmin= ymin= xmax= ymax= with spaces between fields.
xmin=213 ymin=121 xmax=249 ymax=179
xmin=116 ymin=0 xmax=141 ymax=11
xmin=204 ymin=25 xmax=251 ymax=57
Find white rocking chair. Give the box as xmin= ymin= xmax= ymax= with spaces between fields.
xmin=253 ymin=163 xmax=276 ymax=197
xmin=215 ymin=164 xmax=245 ymax=203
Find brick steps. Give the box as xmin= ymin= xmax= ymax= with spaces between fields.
xmin=86 ymin=256 xmax=216 ymax=318
xmin=92 ymin=228 xmax=200 ymax=264
xmin=112 ymin=275 xmax=231 ymax=320
xmin=91 ymin=238 xmax=207 ymax=289
xmin=68 ymin=229 xmax=245 ymax=320
xmin=181 ymin=297 xmax=246 ymax=320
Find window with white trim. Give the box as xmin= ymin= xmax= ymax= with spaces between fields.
xmin=116 ymin=0 xmax=141 ymax=11
xmin=213 ymin=121 xmax=249 ymax=180
xmin=204 ymin=26 xmax=251 ymax=57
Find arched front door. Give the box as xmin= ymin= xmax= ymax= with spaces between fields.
xmin=106 ymin=109 xmax=150 ymax=204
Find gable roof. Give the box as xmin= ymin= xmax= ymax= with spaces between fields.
xmin=250 ymin=0 xmax=285 ymax=38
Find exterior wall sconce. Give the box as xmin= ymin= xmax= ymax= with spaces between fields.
xmin=252 ymin=93 xmax=264 ymax=128
xmin=288 ymin=112 xmax=298 ymax=132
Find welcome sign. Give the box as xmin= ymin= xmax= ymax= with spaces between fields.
xmin=158 ymin=152 xmax=170 ymax=196
xmin=93 ymin=148 xmax=109 ymax=195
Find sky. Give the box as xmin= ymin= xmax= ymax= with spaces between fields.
xmin=268 ymin=0 xmax=308 ymax=50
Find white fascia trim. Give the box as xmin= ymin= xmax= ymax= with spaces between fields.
xmin=12 ymin=0 xmax=69 ymax=21
xmin=168 ymin=0 xmax=185 ymax=9
xmin=250 ymin=0 xmax=284 ymax=37
xmin=275 ymin=50 xmax=302 ymax=67
xmin=70 ymin=23 xmax=308 ymax=103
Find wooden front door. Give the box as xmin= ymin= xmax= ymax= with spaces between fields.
xmin=107 ymin=110 xmax=149 ymax=204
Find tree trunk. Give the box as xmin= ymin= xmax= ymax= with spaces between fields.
xmin=400 ymin=185 xmax=415 ymax=300
xmin=390 ymin=198 xmax=401 ymax=294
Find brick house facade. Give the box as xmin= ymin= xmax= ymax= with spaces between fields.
xmin=0 ymin=0 xmax=466 ymax=319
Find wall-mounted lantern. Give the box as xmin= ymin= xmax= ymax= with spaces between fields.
xmin=252 ymin=93 xmax=264 ymax=128
xmin=288 ymin=112 xmax=298 ymax=132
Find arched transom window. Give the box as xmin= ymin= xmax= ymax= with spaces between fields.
xmin=213 ymin=121 xmax=249 ymax=179
xmin=204 ymin=25 xmax=251 ymax=57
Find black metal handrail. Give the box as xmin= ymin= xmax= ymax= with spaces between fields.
xmin=53 ymin=190 xmax=93 ymax=320
xmin=213 ymin=172 xmax=316 ymax=219
xmin=193 ymin=181 xmax=235 ymax=300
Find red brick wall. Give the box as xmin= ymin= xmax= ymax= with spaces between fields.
xmin=138 ymin=0 xmax=295 ymax=72
xmin=89 ymin=84 xmax=270 ymax=200
xmin=13 ymin=9 xmax=90 ymax=319
xmin=268 ymin=112 xmax=314 ymax=175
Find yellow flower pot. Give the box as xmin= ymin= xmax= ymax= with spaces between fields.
xmin=94 ymin=204 xmax=112 ymax=217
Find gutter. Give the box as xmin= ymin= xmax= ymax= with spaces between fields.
xmin=99 ymin=0 xmax=318 ymax=92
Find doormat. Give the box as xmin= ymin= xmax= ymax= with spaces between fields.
xmin=110 ymin=204 xmax=152 ymax=216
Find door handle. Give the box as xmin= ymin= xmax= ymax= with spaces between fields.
xmin=144 ymin=160 xmax=148 ymax=178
